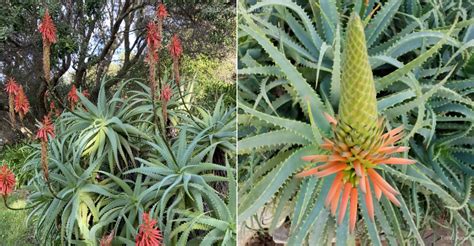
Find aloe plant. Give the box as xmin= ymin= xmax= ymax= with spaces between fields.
xmin=20 ymin=78 xmax=236 ymax=245
xmin=238 ymin=0 xmax=473 ymax=244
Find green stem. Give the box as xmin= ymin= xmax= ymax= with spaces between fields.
xmin=3 ymin=195 xmax=39 ymax=211
xmin=46 ymin=178 xmax=64 ymax=201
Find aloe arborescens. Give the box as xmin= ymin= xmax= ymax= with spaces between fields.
xmin=297 ymin=13 xmax=416 ymax=233
xmin=4 ymin=78 xmax=19 ymax=125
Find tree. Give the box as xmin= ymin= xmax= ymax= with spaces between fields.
xmin=0 ymin=0 xmax=235 ymax=118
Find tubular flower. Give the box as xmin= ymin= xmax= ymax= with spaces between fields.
xmin=39 ymin=9 xmax=57 ymax=83
xmin=0 ymin=164 xmax=16 ymax=197
xmin=297 ymin=13 xmax=416 ymax=234
xmin=14 ymin=85 xmax=30 ymax=120
xmin=136 ymin=212 xmax=163 ymax=246
xmin=156 ymin=4 xmax=168 ymax=20
xmin=67 ymin=85 xmax=79 ymax=109
xmin=5 ymin=78 xmax=19 ymax=124
xmin=169 ymin=34 xmax=182 ymax=86
xmin=160 ymin=84 xmax=172 ymax=123
xmin=99 ymin=230 xmax=114 ymax=246
xmin=36 ymin=115 xmax=55 ymax=142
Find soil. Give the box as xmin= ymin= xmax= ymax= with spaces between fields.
xmin=246 ymin=232 xmax=284 ymax=246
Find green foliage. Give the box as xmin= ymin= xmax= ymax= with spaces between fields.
xmin=182 ymin=96 xmax=237 ymax=162
xmin=181 ymin=55 xmax=236 ymax=109
xmin=238 ymin=0 xmax=473 ymax=244
xmin=20 ymin=78 xmax=236 ymax=245
xmin=0 ymin=142 xmax=34 ymax=185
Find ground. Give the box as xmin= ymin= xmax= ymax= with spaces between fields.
xmin=0 ymin=191 xmax=37 ymax=245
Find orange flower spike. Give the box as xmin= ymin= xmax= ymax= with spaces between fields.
xmin=39 ymin=9 xmax=57 ymax=44
xmin=349 ymin=187 xmax=358 ymax=233
xmin=325 ymin=173 xmax=344 ymax=207
xmin=67 ymin=85 xmax=79 ymax=109
xmin=156 ymin=3 xmax=168 ymax=20
xmin=14 ymin=86 xmax=30 ymax=118
xmin=337 ymin=183 xmax=353 ymax=224
xmin=5 ymin=78 xmax=19 ymax=95
xmin=146 ymin=21 xmax=160 ymax=51
xmin=36 ymin=115 xmax=55 ymax=142
xmin=136 ymin=212 xmax=163 ymax=246
xmin=169 ymin=34 xmax=183 ymax=59
xmin=364 ymin=176 xmax=375 ymax=220
xmin=0 ymin=164 xmax=16 ymax=196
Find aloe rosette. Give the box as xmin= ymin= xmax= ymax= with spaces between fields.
xmin=297 ymin=13 xmax=416 ymax=233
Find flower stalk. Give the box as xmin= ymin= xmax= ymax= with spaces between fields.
xmin=36 ymin=115 xmax=55 ymax=181
xmin=297 ymin=13 xmax=416 ymax=233
xmin=35 ymin=115 xmax=62 ymax=200
xmin=160 ymin=84 xmax=172 ymax=124
xmin=4 ymin=78 xmax=19 ymax=125
xmin=39 ymin=9 xmax=57 ymax=85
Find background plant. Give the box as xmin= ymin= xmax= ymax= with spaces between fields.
xmin=238 ymin=0 xmax=473 ymax=244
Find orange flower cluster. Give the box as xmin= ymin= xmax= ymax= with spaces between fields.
xmin=99 ymin=230 xmax=114 ymax=246
xmin=135 ymin=212 xmax=163 ymax=246
xmin=298 ymin=113 xmax=415 ymax=233
xmin=146 ymin=21 xmax=160 ymax=65
xmin=156 ymin=4 xmax=168 ymax=20
xmin=36 ymin=115 xmax=55 ymax=142
xmin=4 ymin=78 xmax=20 ymax=124
xmin=0 ymin=164 xmax=16 ymax=197
xmin=39 ymin=9 xmax=57 ymax=44
xmin=155 ymin=3 xmax=168 ymax=60
xmin=14 ymin=85 xmax=30 ymax=120
xmin=5 ymin=78 xmax=19 ymax=95
xmin=168 ymin=34 xmax=182 ymax=60
xmin=67 ymin=85 xmax=79 ymax=109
